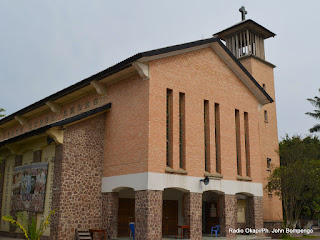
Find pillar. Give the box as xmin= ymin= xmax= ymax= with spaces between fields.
xmin=135 ymin=190 xmax=162 ymax=240
xmin=9 ymin=155 xmax=22 ymax=233
xmin=183 ymin=192 xmax=202 ymax=240
xmin=219 ymin=194 xmax=237 ymax=238
xmin=248 ymin=196 xmax=263 ymax=231
xmin=102 ymin=192 xmax=119 ymax=239
xmin=50 ymin=144 xmax=63 ymax=240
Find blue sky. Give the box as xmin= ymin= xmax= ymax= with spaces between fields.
xmin=0 ymin=0 xmax=319 ymax=139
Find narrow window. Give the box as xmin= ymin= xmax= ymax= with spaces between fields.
xmin=166 ymin=89 xmax=173 ymax=167
xmin=262 ymin=84 xmax=266 ymax=90
xmin=264 ymin=110 xmax=268 ymax=123
xmin=215 ymin=103 xmax=221 ymax=173
xmin=204 ymin=100 xmax=210 ymax=172
xmin=267 ymin=158 xmax=271 ymax=169
xmin=244 ymin=112 xmax=250 ymax=177
xmin=179 ymin=92 xmax=185 ymax=169
xmin=235 ymin=109 xmax=242 ymax=176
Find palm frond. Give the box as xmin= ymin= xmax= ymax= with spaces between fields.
xmin=309 ymin=124 xmax=320 ymax=133
xmin=306 ymin=112 xmax=320 ymax=119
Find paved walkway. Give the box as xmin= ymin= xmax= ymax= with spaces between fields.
xmin=0 ymin=230 xmax=319 ymax=240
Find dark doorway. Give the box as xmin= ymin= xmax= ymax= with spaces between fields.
xmin=162 ymin=200 xmax=178 ymax=235
xmin=202 ymin=191 xmax=220 ymax=234
xmin=118 ymin=198 xmax=135 ymax=236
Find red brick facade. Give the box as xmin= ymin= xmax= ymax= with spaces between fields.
xmin=0 ymin=21 xmax=281 ymax=239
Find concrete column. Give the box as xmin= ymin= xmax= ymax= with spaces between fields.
xmin=219 ymin=194 xmax=237 ymax=238
xmin=183 ymin=192 xmax=202 ymax=240
xmin=102 ymin=192 xmax=119 ymax=239
xmin=135 ymin=190 xmax=162 ymax=240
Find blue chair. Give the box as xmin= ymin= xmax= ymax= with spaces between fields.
xmin=129 ymin=222 xmax=135 ymax=240
xmin=211 ymin=224 xmax=220 ymax=237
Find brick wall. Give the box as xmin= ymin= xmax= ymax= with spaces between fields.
xmin=240 ymin=57 xmax=283 ymax=222
xmin=148 ymin=47 xmax=262 ymax=182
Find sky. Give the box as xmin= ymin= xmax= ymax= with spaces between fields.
xmin=0 ymin=0 xmax=319 ymax=140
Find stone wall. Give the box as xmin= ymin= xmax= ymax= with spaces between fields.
xmin=248 ymin=196 xmax=263 ymax=230
xmin=53 ymin=114 xmax=106 ymax=240
xmin=135 ymin=190 xmax=162 ymax=240
xmin=223 ymin=195 xmax=237 ymax=238
xmin=50 ymin=144 xmax=63 ymax=240
xmin=183 ymin=192 xmax=202 ymax=240
xmin=102 ymin=192 xmax=119 ymax=239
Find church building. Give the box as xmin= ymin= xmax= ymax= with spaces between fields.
xmin=0 ymin=9 xmax=282 ymax=240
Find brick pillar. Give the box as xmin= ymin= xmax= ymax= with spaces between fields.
xmin=219 ymin=194 xmax=237 ymax=238
xmin=248 ymin=196 xmax=263 ymax=232
xmin=102 ymin=192 xmax=119 ymax=239
xmin=183 ymin=192 xmax=202 ymax=240
xmin=135 ymin=190 xmax=162 ymax=240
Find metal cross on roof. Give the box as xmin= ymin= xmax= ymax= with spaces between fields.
xmin=239 ymin=6 xmax=247 ymax=21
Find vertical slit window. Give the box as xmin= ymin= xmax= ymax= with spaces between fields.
xmin=166 ymin=89 xmax=173 ymax=167
xmin=179 ymin=92 xmax=185 ymax=169
xmin=215 ymin=103 xmax=221 ymax=173
xmin=244 ymin=112 xmax=250 ymax=177
xmin=204 ymin=100 xmax=210 ymax=172
xmin=264 ymin=110 xmax=268 ymax=123
xmin=235 ymin=109 xmax=242 ymax=176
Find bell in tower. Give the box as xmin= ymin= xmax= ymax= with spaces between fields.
xmin=214 ymin=6 xmax=275 ymax=61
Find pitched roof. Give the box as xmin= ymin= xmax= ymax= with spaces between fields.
xmin=214 ymin=19 xmax=276 ymax=40
xmin=0 ymin=37 xmax=273 ymax=126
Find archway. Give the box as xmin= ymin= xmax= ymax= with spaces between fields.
xmin=115 ymin=187 xmax=135 ymax=237
xmin=162 ymin=188 xmax=188 ymax=238
xmin=202 ymin=190 xmax=223 ymax=236
xmin=236 ymin=192 xmax=254 ymax=231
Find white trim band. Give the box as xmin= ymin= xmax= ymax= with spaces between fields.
xmin=101 ymin=172 xmax=263 ymax=196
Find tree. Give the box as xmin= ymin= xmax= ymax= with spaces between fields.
xmin=306 ymin=89 xmax=320 ymax=133
xmin=267 ymin=135 xmax=320 ymax=228
xmin=0 ymin=107 xmax=4 ymax=118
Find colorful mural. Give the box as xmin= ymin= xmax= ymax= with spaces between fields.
xmin=11 ymin=163 xmax=48 ymax=212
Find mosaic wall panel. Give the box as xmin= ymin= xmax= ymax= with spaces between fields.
xmin=36 ymin=144 xmax=55 ymax=236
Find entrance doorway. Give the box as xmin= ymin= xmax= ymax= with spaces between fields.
xmin=202 ymin=191 xmax=221 ymax=234
xmin=162 ymin=188 xmax=186 ymax=238
xmin=162 ymin=200 xmax=178 ymax=235
xmin=117 ymin=188 xmax=135 ymax=237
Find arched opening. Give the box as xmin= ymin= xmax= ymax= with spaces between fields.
xmin=236 ymin=192 xmax=254 ymax=231
xmin=202 ymin=191 xmax=223 ymax=237
xmin=162 ymin=188 xmax=188 ymax=238
xmin=116 ymin=187 xmax=135 ymax=237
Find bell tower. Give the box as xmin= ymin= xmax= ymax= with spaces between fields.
xmin=214 ymin=6 xmax=275 ymax=61
xmin=214 ymin=7 xmax=283 ymax=227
